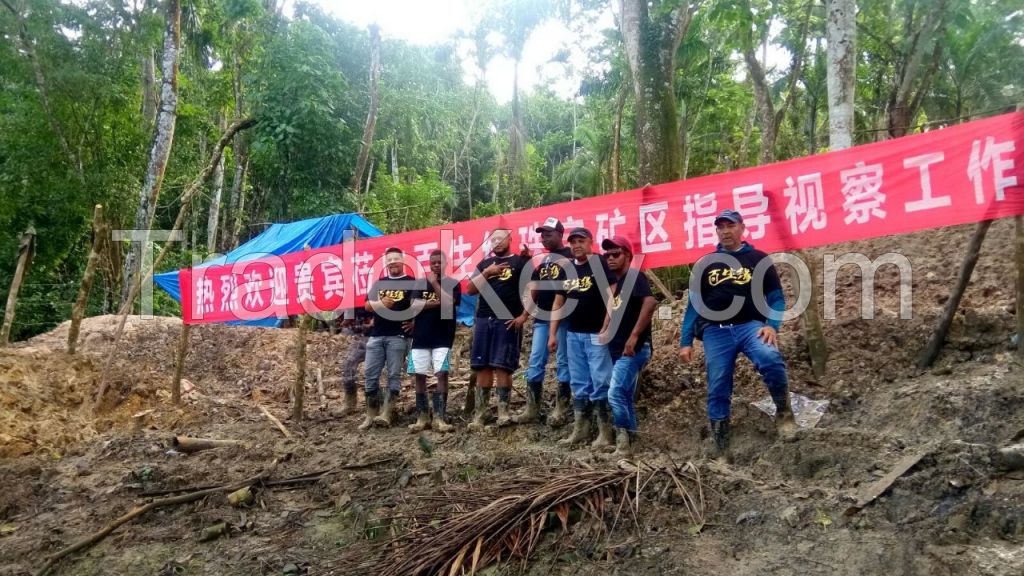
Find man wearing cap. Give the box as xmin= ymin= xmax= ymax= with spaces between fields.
xmin=513 ymin=217 xmax=573 ymax=426
xmin=466 ymin=229 xmax=530 ymax=430
xmin=679 ymin=210 xmax=794 ymax=461
xmin=603 ymin=236 xmax=657 ymax=457
xmin=361 ymin=247 xmax=416 ymax=430
xmin=549 ymin=227 xmax=617 ymax=448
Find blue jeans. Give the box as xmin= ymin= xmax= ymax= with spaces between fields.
xmin=526 ymin=320 xmax=569 ymax=384
xmin=364 ymin=335 xmax=409 ymax=395
xmin=703 ymin=321 xmax=788 ymax=421
xmin=566 ymin=330 xmax=613 ymax=402
xmin=609 ymin=342 xmax=652 ymax=431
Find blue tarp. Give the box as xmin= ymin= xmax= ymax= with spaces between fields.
xmin=154 ymin=213 xmax=478 ymax=327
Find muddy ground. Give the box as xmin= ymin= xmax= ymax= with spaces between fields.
xmin=1 ymin=221 xmax=1023 ymax=576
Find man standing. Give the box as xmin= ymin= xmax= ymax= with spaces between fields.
xmin=679 ymin=209 xmax=794 ymax=461
xmin=549 ymin=228 xmax=616 ymax=448
xmin=408 ymin=250 xmax=461 ymax=433
xmin=603 ymin=236 xmax=657 ymax=457
xmin=514 ymin=217 xmax=573 ymax=426
xmin=361 ymin=247 xmax=415 ymax=430
xmin=335 ymin=307 xmax=372 ymax=417
xmin=466 ymin=229 xmax=529 ymax=430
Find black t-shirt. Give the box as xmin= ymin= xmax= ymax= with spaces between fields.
xmin=411 ymin=276 xmax=462 ymax=349
xmin=609 ymin=269 xmax=654 ymax=358
xmin=367 ymin=275 xmax=416 ymax=337
xmin=474 ymin=254 xmax=528 ymax=319
xmin=530 ymin=247 xmax=573 ymax=314
xmin=694 ymin=247 xmax=782 ymax=326
xmin=560 ymin=256 xmax=616 ymax=334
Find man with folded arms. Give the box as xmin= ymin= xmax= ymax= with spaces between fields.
xmin=548 ymin=227 xmax=617 ymax=448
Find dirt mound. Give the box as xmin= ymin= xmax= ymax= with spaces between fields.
xmin=1 ymin=315 xmax=357 ymax=461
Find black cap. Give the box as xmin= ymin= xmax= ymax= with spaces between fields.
xmin=714 ymin=209 xmax=743 ymax=225
xmin=535 ymin=217 xmax=564 ymax=234
xmin=567 ymin=227 xmax=593 ymax=241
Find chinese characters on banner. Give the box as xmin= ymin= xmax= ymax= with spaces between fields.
xmin=181 ymin=111 xmax=1024 ymax=324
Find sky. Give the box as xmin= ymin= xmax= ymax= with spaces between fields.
xmin=309 ymin=0 xmax=615 ymax=103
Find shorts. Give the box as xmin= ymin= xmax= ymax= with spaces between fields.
xmin=470 ymin=316 xmax=522 ymax=372
xmin=408 ymin=348 xmax=451 ymax=375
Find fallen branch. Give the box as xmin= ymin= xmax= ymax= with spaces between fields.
xmin=138 ymin=457 xmax=397 ymax=497
xmin=258 ymin=404 xmax=293 ymax=438
xmin=171 ymin=436 xmax=247 ymax=454
xmin=36 ymin=458 xmax=280 ymax=576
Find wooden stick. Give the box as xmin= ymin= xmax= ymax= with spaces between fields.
xmin=258 ymin=404 xmax=292 ymax=438
xmin=171 ymin=436 xmax=246 ymax=454
xmin=797 ymin=250 xmax=828 ymax=378
xmin=171 ymin=322 xmax=191 ymax=404
xmin=293 ymin=315 xmax=309 ymax=421
xmin=1016 ymin=214 xmax=1023 ymax=358
xmin=68 ymin=205 xmax=104 ymax=354
xmin=917 ymin=220 xmax=992 ymax=368
xmin=137 ymin=457 xmax=395 ymax=497
xmin=36 ymin=459 xmax=279 ymax=576
xmin=1 ymin=225 xmax=35 ymax=345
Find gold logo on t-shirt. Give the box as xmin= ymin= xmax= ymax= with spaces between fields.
xmin=379 ymin=289 xmax=405 ymax=302
xmin=611 ymin=295 xmax=622 ymax=310
xmin=497 ymin=268 xmax=513 ymax=281
xmin=562 ymin=276 xmax=594 ymax=293
xmin=708 ymin=268 xmax=752 ymax=286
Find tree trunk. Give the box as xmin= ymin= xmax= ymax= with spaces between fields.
xmin=351 ymin=24 xmax=381 ymax=208
xmin=96 ymin=118 xmax=257 ymax=409
xmin=618 ymin=0 xmax=693 ymax=185
xmin=227 ymin=137 xmax=248 ymax=251
xmin=122 ymin=0 xmax=181 ymax=306
xmin=68 ymin=205 xmax=104 ymax=354
xmin=744 ymin=5 xmax=811 ymax=164
xmin=141 ymin=48 xmax=158 ymax=131
xmin=611 ymin=83 xmax=626 ymax=191
xmin=886 ymin=0 xmax=949 ymax=137
xmin=1 ymin=226 xmax=36 ymax=346
xmin=206 ymin=116 xmax=226 ymax=253
xmin=826 ymin=0 xmax=855 ymax=150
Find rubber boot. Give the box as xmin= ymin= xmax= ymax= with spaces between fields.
xmin=339 ymin=389 xmax=358 ymax=416
xmin=512 ymin=381 xmax=543 ymax=424
xmin=495 ymin=387 xmax=512 ymax=427
xmin=463 ymin=371 xmax=477 ymax=416
xmin=358 ymin=391 xmax=380 ymax=431
xmin=613 ymin=427 xmax=634 ymax=458
xmin=710 ymin=419 xmax=730 ymax=462
xmin=547 ymin=382 xmax=571 ymax=427
xmin=408 ymin=392 xmax=431 ymax=432
xmin=373 ymin=389 xmax=398 ymax=427
xmin=590 ymin=400 xmax=615 ymax=452
xmin=467 ymin=386 xmax=492 ymax=431
xmin=557 ymin=399 xmax=592 ymax=446
xmin=772 ymin=390 xmax=797 ymax=436
xmin=431 ymin=392 xmax=454 ymax=433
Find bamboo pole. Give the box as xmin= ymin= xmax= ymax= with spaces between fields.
xmin=68 ymin=205 xmax=104 ymax=354
xmin=1 ymin=225 xmax=36 ymax=345
xmin=171 ymin=322 xmax=191 ymax=404
xmin=918 ymin=220 xmax=993 ymax=368
xmin=1016 ymin=215 xmax=1023 ymax=358
xmin=1016 ymin=104 xmax=1024 ymax=359
xmin=292 ymin=315 xmax=309 ymax=421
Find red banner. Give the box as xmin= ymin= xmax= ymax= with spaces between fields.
xmin=181 ymin=112 xmax=1024 ymax=324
